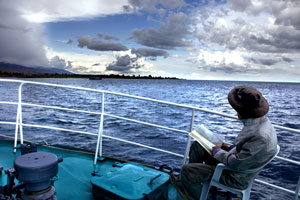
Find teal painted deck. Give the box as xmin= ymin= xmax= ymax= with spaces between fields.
xmin=0 ymin=138 xmax=132 ymax=200
xmin=0 ymin=138 xmax=185 ymax=200
xmin=1 ymin=138 xmax=239 ymax=200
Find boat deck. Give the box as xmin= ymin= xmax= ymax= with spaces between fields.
xmin=1 ymin=139 xmax=98 ymax=199
xmin=0 ymin=138 xmax=190 ymax=200
xmin=0 ymin=138 xmax=244 ymax=200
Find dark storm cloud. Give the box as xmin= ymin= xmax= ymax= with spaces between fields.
xmin=106 ymin=55 xmax=143 ymax=73
xmin=97 ymin=32 xmax=120 ymax=41
xmin=49 ymin=56 xmax=73 ymax=69
xmin=249 ymin=58 xmax=279 ymax=66
xmin=131 ymin=12 xmax=191 ymax=50
xmin=78 ymin=36 xmax=128 ymax=51
xmin=274 ymin=2 xmax=300 ymax=31
xmin=131 ymin=48 xmax=169 ymax=58
xmin=0 ymin=1 xmax=49 ymax=67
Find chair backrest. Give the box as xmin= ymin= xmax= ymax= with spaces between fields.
xmin=242 ymin=145 xmax=280 ymax=174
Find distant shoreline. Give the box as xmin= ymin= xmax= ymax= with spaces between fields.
xmin=0 ymin=73 xmax=180 ymax=80
xmin=1 ymin=73 xmax=299 ymax=84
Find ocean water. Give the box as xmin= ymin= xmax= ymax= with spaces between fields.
xmin=0 ymin=78 xmax=299 ymax=199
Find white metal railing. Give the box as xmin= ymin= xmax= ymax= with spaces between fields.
xmin=0 ymin=79 xmax=299 ymax=199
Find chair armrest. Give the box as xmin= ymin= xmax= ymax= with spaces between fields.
xmin=211 ymin=163 xmax=258 ymax=183
xmin=211 ymin=163 xmax=230 ymax=182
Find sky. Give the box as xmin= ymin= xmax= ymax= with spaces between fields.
xmin=0 ymin=0 xmax=300 ymax=82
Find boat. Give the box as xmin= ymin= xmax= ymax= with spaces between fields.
xmin=0 ymin=79 xmax=299 ymax=200
xmin=89 ymin=77 xmax=102 ymax=80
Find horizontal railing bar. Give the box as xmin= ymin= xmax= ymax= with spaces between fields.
xmin=102 ymin=134 xmax=184 ymax=158
xmin=21 ymin=123 xmax=98 ymax=136
xmin=255 ymin=179 xmax=297 ymax=195
xmin=276 ymin=156 xmax=300 ymax=166
xmin=273 ymin=124 xmax=300 ymax=134
xmin=7 ymin=122 xmax=184 ymax=158
xmin=21 ymin=102 xmax=101 ymax=115
xmin=0 ymin=101 xmax=18 ymax=105
xmin=0 ymin=121 xmax=17 ymax=125
xmin=105 ymin=113 xmax=189 ymax=134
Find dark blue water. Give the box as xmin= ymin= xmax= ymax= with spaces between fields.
xmin=0 ymin=78 xmax=299 ymax=199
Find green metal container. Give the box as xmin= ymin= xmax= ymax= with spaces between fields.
xmin=91 ymin=163 xmax=170 ymax=200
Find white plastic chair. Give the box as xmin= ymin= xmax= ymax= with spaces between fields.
xmin=200 ymin=145 xmax=280 ymax=200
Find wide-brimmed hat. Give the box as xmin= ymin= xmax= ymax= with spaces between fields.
xmin=228 ymin=86 xmax=269 ymax=119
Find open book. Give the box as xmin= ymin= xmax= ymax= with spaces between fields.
xmin=189 ymin=124 xmax=224 ymax=155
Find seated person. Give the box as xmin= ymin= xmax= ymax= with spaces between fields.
xmin=170 ymin=86 xmax=278 ymax=200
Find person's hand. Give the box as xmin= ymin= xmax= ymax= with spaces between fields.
xmin=212 ymin=145 xmax=220 ymax=152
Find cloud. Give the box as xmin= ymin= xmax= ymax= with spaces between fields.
xmin=197 ymin=50 xmax=245 ymax=67
xmin=0 ymin=1 xmax=49 ymax=67
xmin=66 ymin=39 xmax=73 ymax=45
xmin=192 ymin=0 xmax=300 ymax=79
xmin=194 ymin=0 xmax=300 ymax=54
xmin=131 ymin=12 xmax=191 ymax=49
xmin=131 ymin=48 xmax=169 ymax=58
xmin=106 ymin=54 xmax=142 ymax=73
xmin=205 ymin=65 xmax=247 ymax=74
xmin=282 ymin=57 xmax=294 ymax=62
xmin=78 ymin=36 xmax=128 ymax=51
xmin=20 ymin=0 xmax=130 ymax=23
xmin=97 ymin=32 xmax=120 ymax=41
xmin=125 ymin=0 xmax=186 ymax=13
xmin=228 ymin=0 xmax=264 ymax=15
xmin=45 ymin=47 xmax=114 ymax=73
xmin=105 ymin=52 xmax=154 ymax=74
xmin=193 ymin=48 xmax=300 ymax=80
xmin=249 ymin=58 xmax=279 ymax=66
xmin=49 ymin=56 xmax=72 ymax=69
xmin=244 ymin=26 xmax=300 ymax=53
xmin=275 ymin=5 xmax=300 ymax=30
xmin=228 ymin=1 xmax=300 ymax=53
xmin=229 ymin=0 xmax=300 ymax=31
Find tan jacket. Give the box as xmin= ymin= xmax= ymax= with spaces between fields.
xmin=214 ymin=116 xmax=278 ymax=189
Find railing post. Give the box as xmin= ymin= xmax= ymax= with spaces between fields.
xmin=94 ymin=92 xmax=105 ymax=165
xmin=14 ymin=83 xmax=24 ymax=152
xmin=183 ymin=109 xmax=195 ymax=165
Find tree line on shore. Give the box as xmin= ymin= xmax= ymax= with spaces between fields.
xmin=0 ymin=71 xmax=179 ymax=80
